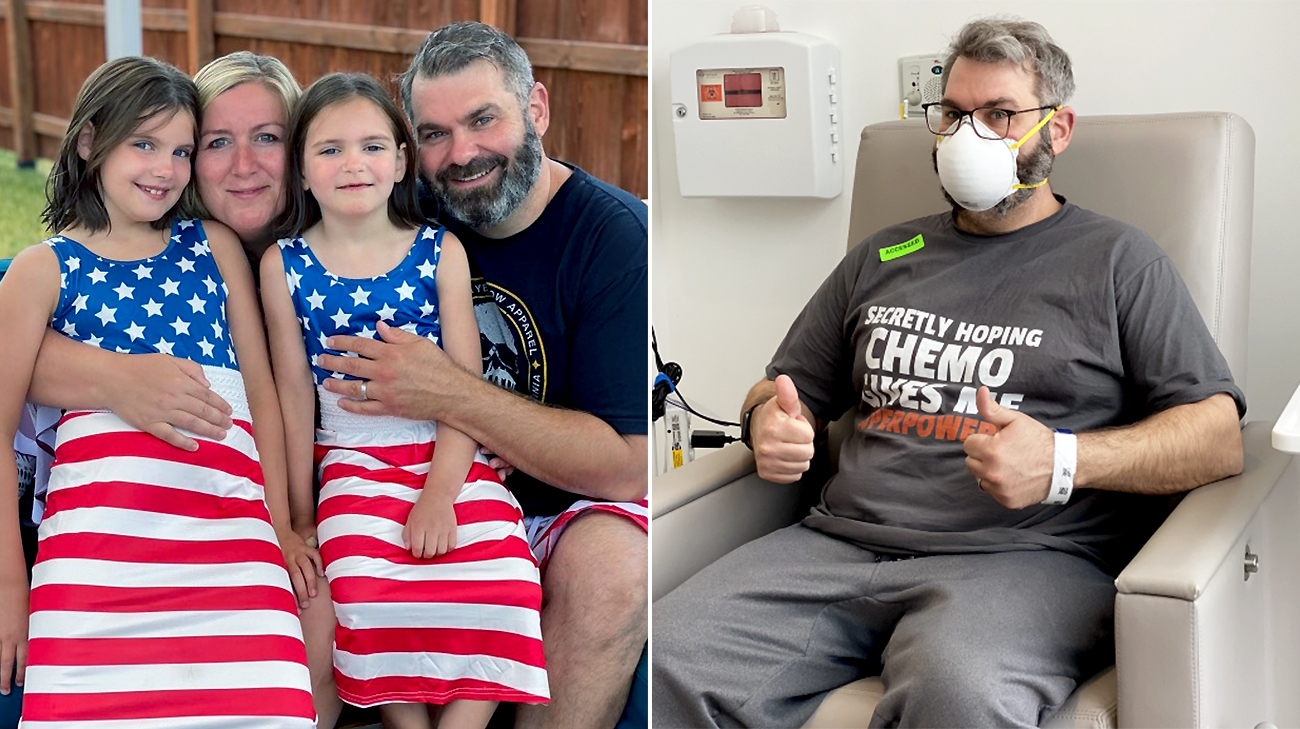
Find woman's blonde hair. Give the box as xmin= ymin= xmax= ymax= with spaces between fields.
xmin=180 ymin=51 xmax=302 ymax=220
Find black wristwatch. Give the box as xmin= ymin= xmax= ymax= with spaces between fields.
xmin=739 ymin=401 xmax=763 ymax=450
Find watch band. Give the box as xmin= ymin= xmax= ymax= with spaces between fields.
xmin=740 ymin=401 xmax=763 ymax=450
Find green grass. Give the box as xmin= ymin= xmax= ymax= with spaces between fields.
xmin=0 ymin=148 xmax=54 ymax=259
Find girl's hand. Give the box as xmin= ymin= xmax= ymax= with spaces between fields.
xmin=481 ymin=447 xmax=516 ymax=481
xmin=402 ymin=495 xmax=458 ymax=559
xmin=0 ymin=577 xmax=28 ymax=696
xmin=275 ymin=527 xmax=323 ymax=609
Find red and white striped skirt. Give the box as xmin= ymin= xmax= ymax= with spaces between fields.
xmin=314 ymin=412 xmax=548 ymax=708
xmin=22 ymin=369 xmax=315 ymax=728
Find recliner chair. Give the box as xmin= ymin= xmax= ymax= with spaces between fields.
xmin=653 ymin=112 xmax=1300 ymax=727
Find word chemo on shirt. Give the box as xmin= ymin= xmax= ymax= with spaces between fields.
xmin=857 ymin=306 xmax=1045 ymax=426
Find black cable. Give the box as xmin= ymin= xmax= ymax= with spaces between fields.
xmin=651 ymin=327 xmax=666 ymax=373
xmin=666 ymin=397 xmax=739 ymax=428
xmin=653 ymin=325 xmax=740 ymax=428
xmin=690 ymin=430 xmax=739 ymax=449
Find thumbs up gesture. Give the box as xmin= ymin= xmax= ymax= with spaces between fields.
xmin=962 ymin=386 xmax=1055 ymax=509
xmin=753 ymin=374 xmax=817 ymax=483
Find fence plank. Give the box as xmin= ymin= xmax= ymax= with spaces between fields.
xmin=520 ymin=38 xmax=645 ymax=77
xmin=478 ymin=0 xmax=515 ymax=36
xmin=5 ymin=0 xmax=34 ymax=162
xmin=186 ymin=0 xmax=213 ymax=74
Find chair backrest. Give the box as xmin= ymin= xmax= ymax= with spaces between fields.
xmin=846 ymin=113 xmax=1255 ymax=392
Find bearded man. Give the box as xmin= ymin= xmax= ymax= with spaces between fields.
xmin=653 ymin=17 xmax=1244 ymax=727
xmin=319 ymin=21 xmax=648 ymax=729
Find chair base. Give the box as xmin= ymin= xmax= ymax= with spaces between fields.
xmin=802 ymin=666 xmax=1116 ymax=729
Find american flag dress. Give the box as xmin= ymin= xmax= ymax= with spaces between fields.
xmin=279 ymin=225 xmax=548 ymax=707
xmin=22 ymin=220 xmax=315 ymax=728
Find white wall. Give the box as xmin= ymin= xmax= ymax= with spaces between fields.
xmin=652 ymin=0 xmax=1300 ymax=434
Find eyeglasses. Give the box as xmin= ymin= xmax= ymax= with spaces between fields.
xmin=922 ymin=103 xmax=1060 ymax=140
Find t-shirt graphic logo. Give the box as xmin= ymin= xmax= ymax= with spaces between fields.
xmin=472 ymin=276 xmax=547 ymax=402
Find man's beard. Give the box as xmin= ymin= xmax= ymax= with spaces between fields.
xmin=932 ymin=130 xmax=1055 ymax=221
xmin=430 ymin=119 xmax=544 ymax=230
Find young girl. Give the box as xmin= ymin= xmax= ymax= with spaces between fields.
xmin=0 ymin=56 xmax=315 ymax=726
xmin=261 ymin=73 xmax=548 ymax=728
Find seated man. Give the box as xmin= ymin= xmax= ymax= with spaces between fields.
xmin=321 ymin=21 xmax=649 ymax=729
xmin=653 ymin=17 xmax=1244 ymax=727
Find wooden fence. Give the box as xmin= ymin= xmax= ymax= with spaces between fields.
xmin=0 ymin=0 xmax=647 ymax=196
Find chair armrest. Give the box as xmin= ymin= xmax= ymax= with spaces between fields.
xmin=652 ymin=443 xmax=808 ymax=600
xmin=653 ymin=442 xmax=757 ymax=518
xmin=1115 ymin=421 xmax=1300 ymax=726
xmin=1117 ymin=421 xmax=1290 ymax=600
xmin=1274 ymin=381 xmax=1300 ymax=453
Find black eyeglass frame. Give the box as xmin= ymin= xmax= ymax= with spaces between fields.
xmin=921 ymin=103 xmax=1059 ymax=140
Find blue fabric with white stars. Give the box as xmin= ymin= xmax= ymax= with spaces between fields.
xmin=47 ymin=219 xmax=238 ymax=368
xmin=279 ymin=224 xmax=444 ymax=385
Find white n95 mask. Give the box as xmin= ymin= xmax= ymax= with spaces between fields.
xmin=935 ymin=109 xmax=1057 ymax=212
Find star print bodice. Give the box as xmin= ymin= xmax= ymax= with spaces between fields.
xmin=47 ymin=219 xmax=238 ymax=369
xmin=280 ymin=224 xmax=444 ymax=386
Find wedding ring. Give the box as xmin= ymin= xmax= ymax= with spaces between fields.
xmin=360 ymin=380 xmax=369 ymax=400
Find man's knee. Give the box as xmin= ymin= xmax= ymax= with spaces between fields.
xmin=543 ymin=512 xmax=647 ymax=629
xmin=881 ymin=647 xmax=1051 ymax=726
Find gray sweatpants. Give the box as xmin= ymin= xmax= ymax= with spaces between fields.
xmin=652 ymin=524 xmax=1116 ymax=728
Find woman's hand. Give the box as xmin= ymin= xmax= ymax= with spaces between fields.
xmin=402 ymin=494 xmax=458 ymax=559
xmin=275 ymin=526 xmax=323 ymax=610
xmin=109 ymin=354 xmax=233 ymax=451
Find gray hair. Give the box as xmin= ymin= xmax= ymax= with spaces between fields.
xmin=399 ymin=21 xmax=534 ymax=121
xmin=940 ymin=17 xmax=1075 ymax=107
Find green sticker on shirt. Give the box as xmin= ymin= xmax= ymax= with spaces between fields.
xmin=880 ymin=234 xmax=925 ymax=261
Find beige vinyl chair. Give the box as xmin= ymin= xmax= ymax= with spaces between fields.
xmin=653 ymin=112 xmax=1300 ymax=727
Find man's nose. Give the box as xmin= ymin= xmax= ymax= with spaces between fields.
xmin=448 ymin=132 xmax=480 ymax=166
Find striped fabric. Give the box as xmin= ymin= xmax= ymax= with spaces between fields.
xmin=314 ymin=412 xmax=548 ymax=708
xmin=22 ymin=369 xmax=315 ymax=728
xmin=524 ymin=498 xmax=649 ymax=573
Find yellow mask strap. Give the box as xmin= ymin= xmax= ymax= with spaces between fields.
xmin=1012 ymin=178 xmax=1050 ymax=191
xmin=1007 ymin=105 xmax=1061 ymax=150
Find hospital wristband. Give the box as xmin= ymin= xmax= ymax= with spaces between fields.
xmin=1042 ymin=430 xmax=1076 ymax=505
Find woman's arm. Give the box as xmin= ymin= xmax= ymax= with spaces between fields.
xmin=28 ymin=330 xmax=233 ymax=451
xmin=0 ymin=244 xmax=62 ymax=695
xmin=403 ymin=233 xmax=484 ymax=559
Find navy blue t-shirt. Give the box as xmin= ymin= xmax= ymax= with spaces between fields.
xmin=424 ymin=164 xmax=648 ymax=516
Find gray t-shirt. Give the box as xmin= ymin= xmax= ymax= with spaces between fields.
xmin=768 ymin=200 xmax=1245 ymax=574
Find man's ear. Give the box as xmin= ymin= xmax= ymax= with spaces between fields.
xmin=527 ymin=82 xmax=551 ymax=138
xmin=76 ymin=123 xmax=95 ymax=161
xmin=1048 ymin=105 xmax=1076 ymax=156
xmin=395 ymin=142 xmax=407 ymax=183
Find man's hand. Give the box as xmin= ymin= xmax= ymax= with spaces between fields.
xmin=0 ymin=577 xmax=28 ymax=696
xmin=111 ymin=354 xmax=233 ymax=450
xmin=752 ymin=375 xmax=816 ymax=484
xmin=403 ymin=495 xmax=458 ymax=559
xmin=276 ymin=526 xmax=324 ymax=610
xmin=963 ymin=386 xmax=1054 ymax=509
xmin=319 ymin=321 xmax=471 ymax=420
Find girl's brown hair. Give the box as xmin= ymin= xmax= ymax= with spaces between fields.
xmin=43 ymin=56 xmax=199 ymax=234
xmin=274 ymin=73 xmax=422 ymax=238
